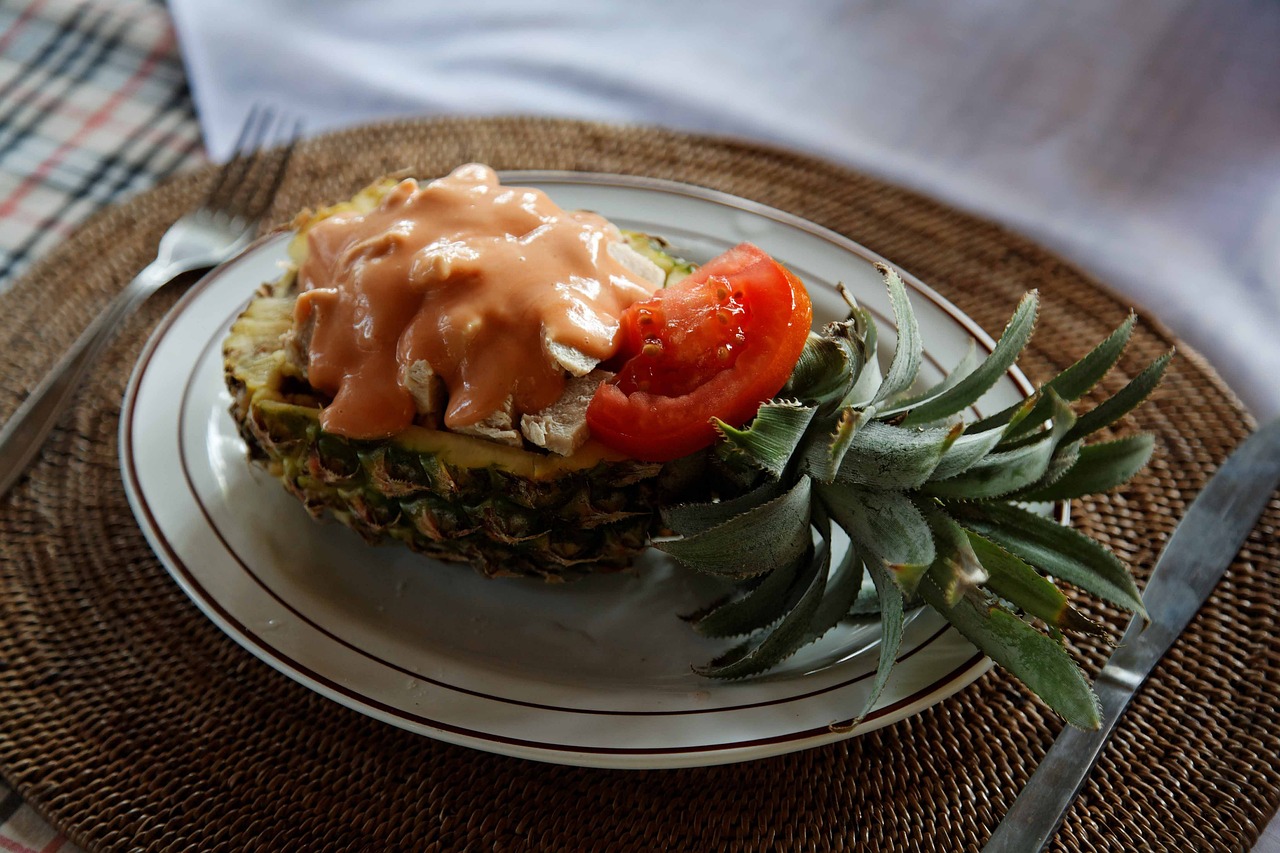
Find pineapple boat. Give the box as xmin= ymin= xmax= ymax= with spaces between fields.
xmin=224 ymin=164 xmax=1170 ymax=729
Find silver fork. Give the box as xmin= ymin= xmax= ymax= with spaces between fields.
xmin=0 ymin=105 xmax=300 ymax=498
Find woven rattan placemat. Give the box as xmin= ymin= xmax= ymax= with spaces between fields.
xmin=0 ymin=117 xmax=1276 ymax=852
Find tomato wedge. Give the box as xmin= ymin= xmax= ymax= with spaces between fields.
xmin=587 ymin=242 xmax=812 ymax=462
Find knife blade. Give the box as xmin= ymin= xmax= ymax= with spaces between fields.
xmin=983 ymin=416 xmax=1280 ymax=853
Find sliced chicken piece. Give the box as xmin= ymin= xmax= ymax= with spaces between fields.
xmin=539 ymin=240 xmax=662 ymax=380
xmin=545 ymin=339 xmax=599 ymax=377
xmin=455 ymin=396 xmax=523 ymax=448
xmin=608 ymin=240 xmax=666 ymax=288
xmin=521 ymin=370 xmax=612 ymax=456
xmin=401 ymin=359 xmax=446 ymax=417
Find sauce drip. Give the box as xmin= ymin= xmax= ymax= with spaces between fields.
xmin=294 ymin=164 xmax=660 ymax=440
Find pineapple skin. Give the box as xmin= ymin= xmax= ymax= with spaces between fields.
xmin=223 ymin=280 xmax=679 ymax=581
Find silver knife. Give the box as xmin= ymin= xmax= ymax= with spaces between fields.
xmin=983 ymin=416 xmax=1280 ymax=852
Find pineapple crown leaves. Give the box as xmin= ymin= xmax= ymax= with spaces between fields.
xmin=653 ymin=265 xmax=1172 ymax=730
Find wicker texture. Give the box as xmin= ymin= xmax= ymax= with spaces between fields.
xmin=0 ymin=117 xmax=1276 ymax=852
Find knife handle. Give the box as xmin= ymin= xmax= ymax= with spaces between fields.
xmin=983 ymin=617 xmax=1143 ymax=853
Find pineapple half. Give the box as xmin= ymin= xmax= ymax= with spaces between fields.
xmin=223 ymin=178 xmax=697 ymax=581
xmin=225 ymin=288 xmax=671 ymax=581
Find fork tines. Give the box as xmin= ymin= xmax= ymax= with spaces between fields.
xmin=205 ymin=105 xmax=303 ymax=227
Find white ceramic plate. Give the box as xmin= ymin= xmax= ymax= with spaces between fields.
xmin=121 ymin=172 xmax=1036 ymax=769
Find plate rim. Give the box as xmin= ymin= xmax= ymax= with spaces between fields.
xmin=120 ymin=170 xmax=1043 ymax=768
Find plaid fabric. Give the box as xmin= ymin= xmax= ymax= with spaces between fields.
xmin=0 ymin=0 xmax=203 ymax=291
xmin=0 ymin=0 xmax=202 ymax=848
xmin=0 ymin=786 xmax=71 ymax=853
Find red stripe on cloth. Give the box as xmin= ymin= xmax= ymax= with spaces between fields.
xmin=0 ymin=26 xmax=175 ymax=219
xmin=0 ymin=834 xmax=42 ymax=853
xmin=37 ymin=835 xmax=65 ymax=853
xmin=4 ymin=206 xmax=74 ymax=236
xmin=10 ymin=87 xmax=193 ymax=157
xmin=0 ymin=0 xmax=53 ymax=55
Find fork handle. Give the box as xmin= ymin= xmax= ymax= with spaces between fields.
xmin=0 ymin=259 xmax=185 ymax=498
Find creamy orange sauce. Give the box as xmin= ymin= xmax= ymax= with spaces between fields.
xmin=294 ymin=164 xmax=660 ymax=440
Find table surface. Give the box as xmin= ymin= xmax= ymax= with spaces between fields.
xmin=0 ymin=0 xmax=1276 ymax=850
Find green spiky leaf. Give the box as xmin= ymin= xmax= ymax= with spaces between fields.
xmin=886 ymin=339 xmax=979 ymax=412
xmin=803 ymin=550 xmax=868 ymax=644
xmin=805 ymin=407 xmax=867 ymax=483
xmin=895 ymin=291 xmax=1038 ymax=425
xmin=798 ymin=502 xmax=866 ymax=644
xmin=1015 ymin=434 xmax=1155 ymax=502
xmin=690 ymin=549 xmax=804 ymax=638
xmin=817 ymin=482 xmax=935 ymax=595
xmin=1061 ymin=351 xmax=1172 ymax=445
xmin=846 ymin=573 xmax=887 ymax=616
xmin=977 ymin=313 xmax=1137 ymax=435
xmin=841 ymin=306 xmax=881 ymax=408
xmin=662 ymin=476 xmax=788 ymax=536
xmin=696 ymin=537 xmax=830 ymax=678
xmin=966 ymin=530 xmax=1100 ymax=635
xmin=833 ymin=420 xmax=960 ymax=490
xmin=923 ymin=391 xmax=1075 ymax=499
xmin=781 ymin=332 xmax=855 ymax=406
xmin=714 ymin=401 xmax=818 ymax=478
xmin=918 ymin=576 xmax=1101 ymax=729
xmin=655 ymin=475 xmax=813 ymax=578
xmin=1022 ymin=439 xmax=1083 ymax=495
xmin=870 ymin=263 xmax=923 ymax=405
xmin=924 ymin=508 xmax=989 ymax=606
xmin=958 ymin=502 xmax=1146 ymax=617
xmin=834 ymin=556 xmax=905 ymax=729
xmin=929 ymin=417 xmax=1020 ymax=482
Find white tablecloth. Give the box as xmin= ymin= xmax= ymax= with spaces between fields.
xmin=171 ymin=0 xmax=1280 ymax=421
